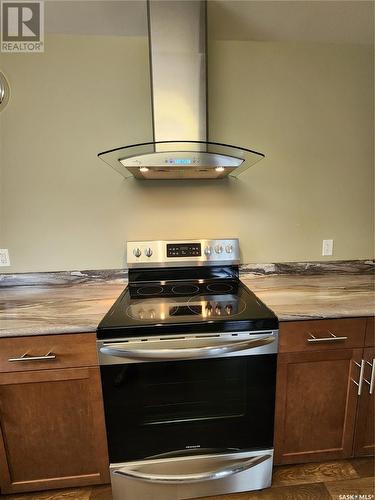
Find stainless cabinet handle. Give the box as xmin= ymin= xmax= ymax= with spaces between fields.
xmin=307 ymin=330 xmax=348 ymax=343
xmin=351 ymin=360 xmax=365 ymax=395
xmin=100 ymin=335 xmax=276 ymax=361
xmin=113 ymin=453 xmax=271 ymax=484
xmin=363 ymin=358 xmax=375 ymax=395
xmin=8 ymin=352 xmax=56 ymax=362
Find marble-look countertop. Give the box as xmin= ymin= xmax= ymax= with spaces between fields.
xmin=0 ymin=272 xmax=373 ymax=338
xmin=243 ymin=273 xmax=374 ymax=321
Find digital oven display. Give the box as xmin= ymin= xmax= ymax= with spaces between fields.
xmin=167 ymin=243 xmax=201 ymax=258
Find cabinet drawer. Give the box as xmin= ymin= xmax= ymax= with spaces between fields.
xmin=279 ymin=318 xmax=366 ymax=353
xmin=0 ymin=333 xmax=98 ymax=373
xmin=365 ymin=317 xmax=375 ymax=347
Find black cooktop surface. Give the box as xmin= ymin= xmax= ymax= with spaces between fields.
xmin=97 ymin=271 xmax=278 ymax=339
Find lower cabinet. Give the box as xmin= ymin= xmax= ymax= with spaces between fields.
xmin=274 ymin=317 xmax=374 ymax=465
xmin=353 ymin=347 xmax=375 ymax=456
xmin=274 ymin=348 xmax=362 ymax=464
xmin=0 ymin=335 xmax=109 ymax=494
xmin=0 ymin=321 xmax=372 ymax=492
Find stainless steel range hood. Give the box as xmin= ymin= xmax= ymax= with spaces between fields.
xmin=98 ymin=0 xmax=265 ymax=180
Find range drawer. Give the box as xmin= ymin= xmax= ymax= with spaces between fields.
xmin=279 ymin=318 xmax=367 ymax=353
xmin=0 ymin=333 xmax=98 ymax=373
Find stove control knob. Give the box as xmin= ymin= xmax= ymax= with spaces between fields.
xmin=225 ymin=304 xmax=233 ymax=315
xmin=215 ymin=304 xmax=222 ymax=316
xmin=133 ymin=248 xmax=142 ymax=258
xmin=145 ymin=247 xmax=153 ymax=258
xmin=225 ymin=244 xmax=233 ymax=254
xmin=215 ymin=244 xmax=223 ymax=254
xmin=204 ymin=246 xmax=212 ymax=257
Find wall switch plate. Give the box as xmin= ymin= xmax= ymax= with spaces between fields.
xmin=322 ymin=239 xmax=333 ymax=256
xmin=0 ymin=249 xmax=10 ymax=266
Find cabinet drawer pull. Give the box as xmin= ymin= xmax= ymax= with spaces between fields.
xmin=351 ymin=360 xmax=365 ymax=396
xmin=8 ymin=352 xmax=56 ymax=362
xmin=307 ymin=330 xmax=348 ymax=343
xmin=363 ymin=359 xmax=375 ymax=395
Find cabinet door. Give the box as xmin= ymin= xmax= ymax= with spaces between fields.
xmin=0 ymin=367 xmax=109 ymax=494
xmin=353 ymin=347 xmax=375 ymax=457
xmin=274 ymin=348 xmax=362 ymax=465
xmin=365 ymin=317 xmax=375 ymax=347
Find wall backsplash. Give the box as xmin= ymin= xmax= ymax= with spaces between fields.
xmin=0 ymin=31 xmax=373 ymax=272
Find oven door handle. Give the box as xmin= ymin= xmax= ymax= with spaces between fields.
xmin=113 ymin=453 xmax=271 ymax=484
xmin=100 ymin=335 xmax=276 ymax=361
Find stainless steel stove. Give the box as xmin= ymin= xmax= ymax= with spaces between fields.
xmin=97 ymin=239 xmax=278 ymax=500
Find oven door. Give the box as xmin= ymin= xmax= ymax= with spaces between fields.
xmin=98 ymin=331 xmax=278 ymax=464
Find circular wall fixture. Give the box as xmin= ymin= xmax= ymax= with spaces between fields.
xmin=0 ymin=72 xmax=10 ymax=111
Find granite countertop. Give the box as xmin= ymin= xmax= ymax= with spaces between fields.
xmin=0 ymin=281 xmax=124 ymax=338
xmin=0 ymin=262 xmax=373 ymax=338
xmin=243 ymin=273 xmax=374 ymax=321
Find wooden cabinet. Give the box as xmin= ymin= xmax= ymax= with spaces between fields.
xmin=365 ymin=317 xmax=375 ymax=346
xmin=353 ymin=346 xmax=375 ymax=456
xmin=274 ymin=317 xmax=374 ymax=465
xmin=278 ymin=318 xmax=366 ymax=353
xmin=0 ymin=335 xmax=109 ymax=494
xmin=274 ymin=347 xmax=362 ymax=464
xmin=0 ymin=333 xmax=98 ymax=373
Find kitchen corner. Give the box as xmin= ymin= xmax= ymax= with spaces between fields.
xmin=0 ymin=256 xmax=374 ymax=497
xmin=0 ymin=0 xmax=374 ymax=498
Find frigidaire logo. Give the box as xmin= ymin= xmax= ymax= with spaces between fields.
xmin=1 ymin=0 xmax=44 ymax=52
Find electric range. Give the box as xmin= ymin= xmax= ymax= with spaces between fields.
xmin=97 ymin=239 xmax=278 ymax=500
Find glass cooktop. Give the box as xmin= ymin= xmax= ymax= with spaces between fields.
xmin=97 ymin=278 xmax=278 ymax=339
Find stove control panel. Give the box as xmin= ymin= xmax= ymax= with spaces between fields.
xmin=127 ymin=239 xmax=240 ymax=268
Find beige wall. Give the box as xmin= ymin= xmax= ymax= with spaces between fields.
xmin=208 ymin=40 xmax=374 ymax=263
xmin=0 ymin=35 xmax=373 ymax=272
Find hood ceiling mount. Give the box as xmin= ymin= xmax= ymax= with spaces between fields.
xmin=98 ymin=0 xmax=265 ymax=180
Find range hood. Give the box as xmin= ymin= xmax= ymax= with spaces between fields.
xmin=98 ymin=0 xmax=265 ymax=180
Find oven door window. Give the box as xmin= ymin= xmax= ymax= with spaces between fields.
xmin=101 ymin=355 xmax=276 ymax=463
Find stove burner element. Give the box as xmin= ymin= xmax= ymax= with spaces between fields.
xmin=136 ymin=285 xmax=163 ymax=296
xmin=172 ymin=284 xmax=200 ymax=295
xmin=206 ymin=283 xmax=233 ymax=293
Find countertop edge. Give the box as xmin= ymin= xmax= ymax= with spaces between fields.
xmin=1 ymin=312 xmax=373 ymax=339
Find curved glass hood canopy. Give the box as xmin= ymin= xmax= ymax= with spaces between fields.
xmin=98 ymin=1 xmax=265 ymax=180
xmin=98 ymin=141 xmax=264 ymax=180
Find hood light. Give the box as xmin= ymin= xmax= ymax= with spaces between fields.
xmin=215 ymin=167 xmax=225 ymax=172
xmin=139 ymin=167 xmax=149 ymax=173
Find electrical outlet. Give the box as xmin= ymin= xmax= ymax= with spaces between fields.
xmin=0 ymin=249 xmax=10 ymax=266
xmin=322 ymin=240 xmax=333 ymax=256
